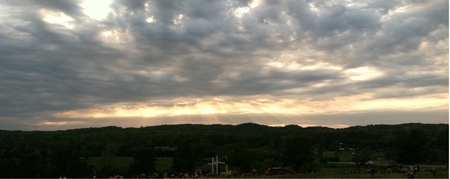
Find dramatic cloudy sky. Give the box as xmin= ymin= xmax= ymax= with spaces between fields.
xmin=0 ymin=0 xmax=448 ymax=130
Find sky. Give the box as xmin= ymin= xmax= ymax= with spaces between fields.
xmin=0 ymin=0 xmax=448 ymax=131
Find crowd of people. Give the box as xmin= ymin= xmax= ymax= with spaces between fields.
xmin=127 ymin=169 xmax=205 ymax=179
xmin=341 ymin=164 xmax=439 ymax=178
xmin=110 ymin=164 xmax=440 ymax=179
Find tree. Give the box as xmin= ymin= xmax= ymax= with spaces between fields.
xmin=351 ymin=148 xmax=372 ymax=173
xmin=128 ymin=147 xmax=157 ymax=175
xmin=171 ymin=139 xmax=205 ymax=173
xmin=392 ymin=129 xmax=428 ymax=164
xmin=282 ymin=135 xmax=315 ymax=172
xmin=435 ymin=127 xmax=449 ymax=163
xmin=226 ymin=144 xmax=252 ymax=172
xmin=48 ymin=143 xmax=92 ymax=177
xmin=0 ymin=158 xmax=19 ymax=177
xmin=17 ymin=152 xmax=48 ymax=177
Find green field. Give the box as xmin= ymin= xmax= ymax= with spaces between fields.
xmin=87 ymin=157 xmax=173 ymax=170
xmin=273 ymin=171 xmax=449 ymax=178
xmin=155 ymin=157 xmax=173 ymax=171
xmin=87 ymin=157 xmax=135 ymax=168
xmin=87 ymin=157 xmax=448 ymax=178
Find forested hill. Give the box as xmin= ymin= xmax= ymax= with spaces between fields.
xmin=0 ymin=123 xmax=448 ymax=177
xmin=0 ymin=123 xmax=447 ymax=158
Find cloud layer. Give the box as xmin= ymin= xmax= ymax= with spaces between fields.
xmin=0 ymin=0 xmax=448 ymax=130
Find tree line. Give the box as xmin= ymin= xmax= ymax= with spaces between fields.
xmin=0 ymin=123 xmax=447 ymax=177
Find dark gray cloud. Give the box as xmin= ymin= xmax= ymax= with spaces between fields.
xmin=0 ymin=0 xmax=447 ymax=130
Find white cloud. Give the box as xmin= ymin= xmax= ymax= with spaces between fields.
xmin=344 ymin=66 xmax=384 ymax=81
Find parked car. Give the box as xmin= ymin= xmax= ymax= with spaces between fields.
xmin=264 ymin=167 xmax=297 ymax=176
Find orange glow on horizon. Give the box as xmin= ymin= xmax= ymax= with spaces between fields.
xmin=52 ymin=92 xmax=448 ymax=121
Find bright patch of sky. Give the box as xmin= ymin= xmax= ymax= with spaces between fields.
xmin=80 ymin=0 xmax=113 ymax=20
xmin=234 ymin=0 xmax=260 ymax=18
xmin=40 ymin=9 xmax=74 ymax=29
xmin=146 ymin=16 xmax=155 ymax=23
xmin=344 ymin=67 xmax=384 ymax=81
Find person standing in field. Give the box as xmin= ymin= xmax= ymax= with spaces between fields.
xmin=407 ymin=166 xmax=416 ymax=179
xmin=370 ymin=167 xmax=375 ymax=177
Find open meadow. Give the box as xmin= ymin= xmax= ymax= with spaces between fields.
xmin=87 ymin=157 xmax=448 ymax=178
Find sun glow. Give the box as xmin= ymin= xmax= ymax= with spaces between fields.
xmin=37 ymin=121 xmax=85 ymax=126
xmin=344 ymin=66 xmax=384 ymax=81
xmin=102 ymin=31 xmax=112 ymax=37
xmin=234 ymin=0 xmax=260 ymax=18
xmin=174 ymin=14 xmax=183 ymax=25
xmin=98 ymin=28 xmax=134 ymax=45
xmin=52 ymin=92 xmax=447 ymax=121
xmin=80 ymin=0 xmax=113 ymax=20
xmin=40 ymin=9 xmax=74 ymax=29
xmin=146 ymin=16 xmax=155 ymax=23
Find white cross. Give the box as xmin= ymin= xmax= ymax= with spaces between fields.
xmin=208 ymin=155 xmax=224 ymax=175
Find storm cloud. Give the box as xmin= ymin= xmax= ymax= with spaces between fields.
xmin=0 ymin=0 xmax=448 ymax=130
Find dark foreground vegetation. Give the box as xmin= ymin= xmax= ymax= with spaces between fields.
xmin=0 ymin=123 xmax=448 ymax=178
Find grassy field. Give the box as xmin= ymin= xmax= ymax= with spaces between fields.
xmin=322 ymin=151 xmax=389 ymax=163
xmin=155 ymin=157 xmax=173 ymax=171
xmin=87 ymin=157 xmax=135 ymax=168
xmin=175 ymin=172 xmax=449 ymax=178
xmin=273 ymin=171 xmax=449 ymax=178
xmin=87 ymin=157 xmax=448 ymax=178
xmin=87 ymin=157 xmax=173 ymax=170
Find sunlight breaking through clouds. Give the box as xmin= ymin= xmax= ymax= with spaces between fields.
xmin=53 ymin=93 xmax=447 ymax=120
xmin=344 ymin=66 xmax=384 ymax=81
xmin=81 ymin=0 xmax=113 ymax=20
xmin=40 ymin=9 xmax=74 ymax=29
xmin=0 ymin=0 xmax=447 ymax=130
xmin=146 ymin=16 xmax=155 ymax=23
xmin=234 ymin=0 xmax=260 ymax=18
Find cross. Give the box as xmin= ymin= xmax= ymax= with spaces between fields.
xmin=208 ymin=155 xmax=224 ymax=175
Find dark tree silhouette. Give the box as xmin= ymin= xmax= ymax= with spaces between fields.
xmin=282 ymin=135 xmax=315 ymax=172
xmin=171 ymin=139 xmax=205 ymax=173
xmin=351 ymin=147 xmax=372 ymax=174
xmin=128 ymin=147 xmax=157 ymax=175
xmin=393 ymin=128 xmax=428 ymax=164
xmin=48 ymin=143 xmax=92 ymax=177
xmin=226 ymin=144 xmax=252 ymax=172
